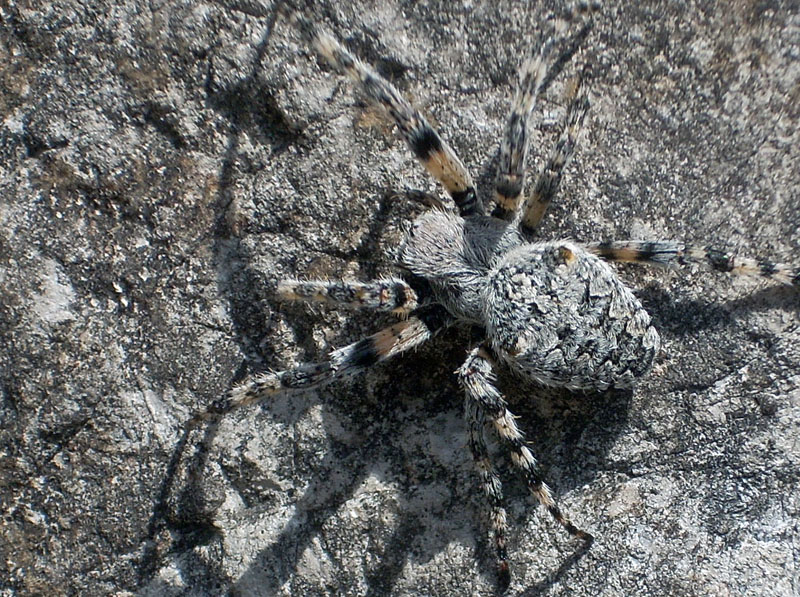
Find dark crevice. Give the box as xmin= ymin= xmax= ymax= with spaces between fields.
xmin=22 ymin=134 xmax=69 ymax=159
xmin=140 ymin=103 xmax=187 ymax=149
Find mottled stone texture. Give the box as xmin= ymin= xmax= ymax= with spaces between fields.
xmin=1 ymin=1 xmax=798 ymax=595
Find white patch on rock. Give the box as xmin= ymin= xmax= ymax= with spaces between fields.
xmin=31 ymin=258 xmax=76 ymax=324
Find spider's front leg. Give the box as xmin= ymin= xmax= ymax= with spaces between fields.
xmin=458 ymin=344 xmax=592 ymax=589
xmin=494 ymin=2 xmax=597 ymax=223
xmin=288 ymin=12 xmax=480 ymax=216
xmin=519 ymin=75 xmax=590 ymax=235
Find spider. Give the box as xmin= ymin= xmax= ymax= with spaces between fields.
xmin=194 ymin=2 xmax=800 ymax=589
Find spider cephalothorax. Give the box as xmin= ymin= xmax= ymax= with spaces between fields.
xmin=192 ymin=2 xmax=800 ymax=589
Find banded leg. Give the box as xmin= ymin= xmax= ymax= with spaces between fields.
xmin=493 ymin=42 xmax=553 ymax=218
xmin=494 ymin=1 xmax=598 ymax=220
xmin=465 ymin=397 xmax=511 ymax=589
xmin=289 ymin=13 xmax=480 ymax=216
xmin=519 ymin=75 xmax=590 ymax=234
xmin=191 ymin=306 xmax=451 ymax=425
xmin=587 ymin=240 xmax=800 ymax=286
xmin=277 ymin=278 xmax=419 ymax=314
xmin=458 ymin=346 xmax=592 ymax=585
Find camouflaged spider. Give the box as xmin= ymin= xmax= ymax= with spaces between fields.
xmin=195 ymin=2 xmax=800 ymax=589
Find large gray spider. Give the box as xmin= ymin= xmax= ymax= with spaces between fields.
xmin=195 ymin=3 xmax=799 ymax=589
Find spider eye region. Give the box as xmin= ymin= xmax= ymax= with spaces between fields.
xmin=484 ymin=242 xmax=661 ymax=391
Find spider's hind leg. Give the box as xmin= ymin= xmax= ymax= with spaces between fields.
xmin=191 ymin=306 xmax=451 ymax=425
xmin=458 ymin=345 xmax=592 ymax=587
xmin=587 ymin=240 xmax=800 ymax=287
xmin=465 ymin=397 xmax=512 ymax=589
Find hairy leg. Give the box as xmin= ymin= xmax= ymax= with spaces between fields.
xmin=493 ymin=42 xmax=553 ymax=217
xmin=191 ymin=306 xmax=451 ymax=424
xmin=519 ymin=74 xmax=590 ymax=234
xmin=458 ymin=345 xmax=593 ymax=587
xmin=277 ymin=278 xmax=419 ymax=314
xmin=494 ymin=1 xmax=598 ymax=221
xmin=464 ymin=398 xmax=511 ymax=589
xmin=289 ymin=12 xmax=480 ymax=216
xmin=587 ymin=240 xmax=800 ymax=286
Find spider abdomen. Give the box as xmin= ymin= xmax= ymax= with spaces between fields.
xmin=484 ymin=242 xmax=661 ymax=391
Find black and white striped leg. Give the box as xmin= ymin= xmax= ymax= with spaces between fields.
xmin=191 ymin=306 xmax=451 ymax=425
xmin=289 ymin=13 xmax=480 ymax=216
xmin=519 ymin=74 xmax=590 ymax=235
xmin=277 ymin=278 xmax=419 ymax=314
xmin=458 ymin=345 xmax=592 ymax=587
xmin=587 ymin=240 xmax=800 ymax=286
xmin=493 ymin=39 xmax=554 ymax=218
xmin=493 ymin=1 xmax=599 ymax=221
xmin=465 ymin=398 xmax=511 ymax=589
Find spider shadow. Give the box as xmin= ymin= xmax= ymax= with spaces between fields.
xmin=719 ymin=283 xmax=800 ymax=315
xmin=455 ymin=352 xmax=632 ymax=593
xmin=498 ymin=370 xmax=634 ymax=513
xmin=226 ymin=334 xmax=469 ymax=595
xmin=224 ymin=326 xmax=619 ymax=596
xmin=139 ymin=8 xmax=468 ymax=594
xmin=138 ymin=8 xmax=286 ymax=587
xmin=138 ymin=417 xmax=234 ymax=590
xmin=636 ymin=282 xmax=800 ymax=342
xmin=485 ymin=372 xmax=632 ymax=594
xmin=508 ymin=380 xmax=632 ymax=480
xmin=519 ymin=540 xmax=593 ymax=597
xmin=137 ymin=7 xmax=296 ymax=587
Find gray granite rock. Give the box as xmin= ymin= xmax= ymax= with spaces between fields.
xmin=1 ymin=1 xmax=798 ymax=595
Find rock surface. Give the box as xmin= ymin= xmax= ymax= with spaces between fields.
xmin=1 ymin=1 xmax=799 ymax=595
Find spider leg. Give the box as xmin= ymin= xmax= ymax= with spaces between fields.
xmin=587 ymin=240 xmax=800 ymax=286
xmin=493 ymin=41 xmax=553 ymax=219
xmin=494 ymin=1 xmax=598 ymax=221
xmin=519 ymin=75 xmax=590 ymax=235
xmin=465 ymin=396 xmax=511 ymax=589
xmin=277 ymin=278 xmax=419 ymax=314
xmin=191 ymin=306 xmax=451 ymax=425
xmin=458 ymin=345 xmax=593 ymax=588
xmin=289 ymin=12 xmax=480 ymax=216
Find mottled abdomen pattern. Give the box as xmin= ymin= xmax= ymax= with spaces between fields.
xmin=485 ymin=242 xmax=661 ymax=391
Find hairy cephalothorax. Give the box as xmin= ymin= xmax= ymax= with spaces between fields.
xmin=192 ymin=2 xmax=799 ymax=589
